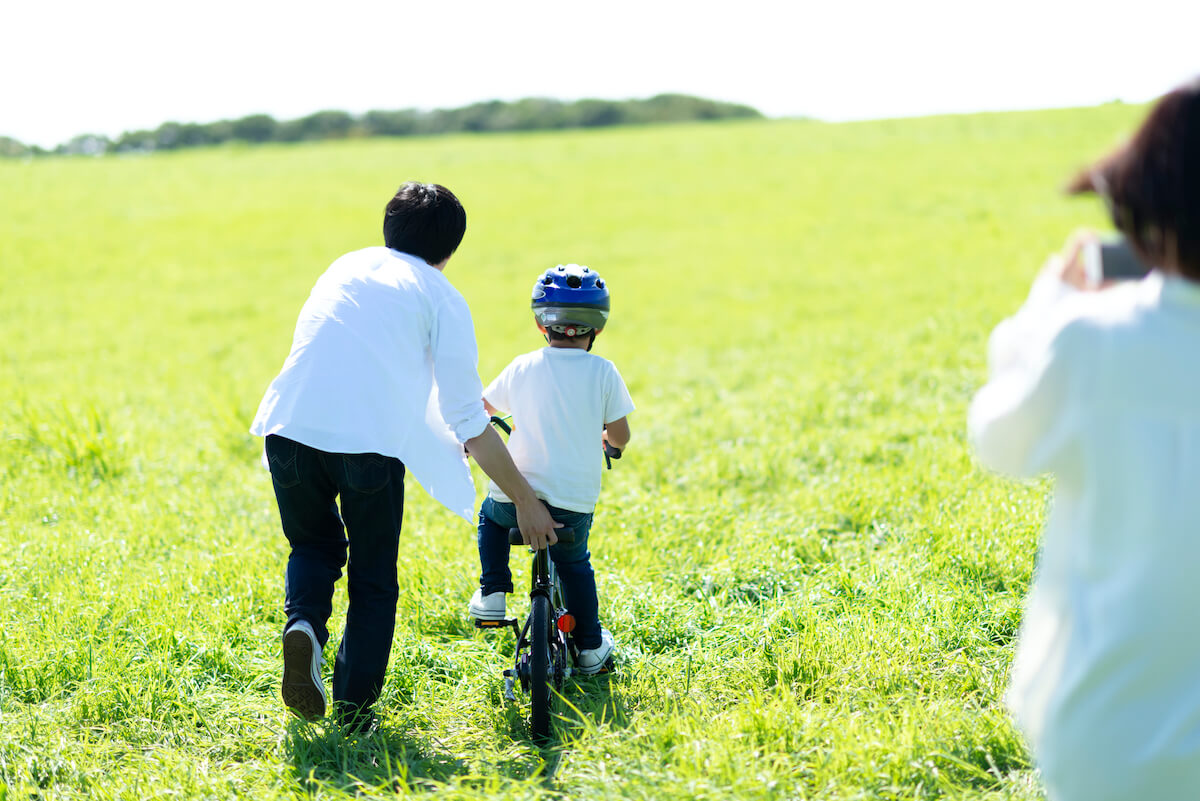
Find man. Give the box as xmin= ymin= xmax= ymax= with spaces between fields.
xmin=250 ymin=181 xmax=557 ymax=733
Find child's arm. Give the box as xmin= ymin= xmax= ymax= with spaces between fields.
xmin=603 ymin=416 xmax=630 ymax=450
xmin=483 ymin=397 xmax=501 ymax=418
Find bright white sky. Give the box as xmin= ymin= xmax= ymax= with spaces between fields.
xmin=2 ymin=0 xmax=1197 ymax=148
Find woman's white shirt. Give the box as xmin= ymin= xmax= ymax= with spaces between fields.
xmin=968 ymin=268 xmax=1200 ymax=800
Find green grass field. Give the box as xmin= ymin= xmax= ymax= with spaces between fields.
xmin=0 ymin=103 xmax=1143 ymax=799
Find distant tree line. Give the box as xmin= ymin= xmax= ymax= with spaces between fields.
xmin=1 ymin=94 xmax=763 ymax=158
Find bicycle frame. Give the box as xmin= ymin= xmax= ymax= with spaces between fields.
xmin=511 ymin=532 xmax=573 ymax=673
xmin=472 ymin=526 xmax=575 ymax=740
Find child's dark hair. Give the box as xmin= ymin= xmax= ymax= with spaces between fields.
xmin=383 ymin=182 xmax=467 ymax=265
xmin=545 ymin=328 xmax=596 ymax=348
xmin=1067 ymin=77 xmax=1200 ymax=278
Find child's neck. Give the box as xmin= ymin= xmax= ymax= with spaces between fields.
xmin=547 ymin=340 xmax=589 ymax=350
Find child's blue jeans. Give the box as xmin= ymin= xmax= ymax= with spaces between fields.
xmin=476 ymin=496 xmax=602 ymax=650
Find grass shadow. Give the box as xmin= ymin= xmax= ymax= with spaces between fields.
xmin=489 ymin=672 xmax=629 ymax=789
xmin=508 ymin=671 xmax=632 ymax=745
xmin=560 ymin=671 xmax=632 ymax=732
xmin=283 ymin=717 xmax=472 ymax=794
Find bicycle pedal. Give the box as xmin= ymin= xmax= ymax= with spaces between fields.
xmin=474 ymin=618 xmax=518 ymax=629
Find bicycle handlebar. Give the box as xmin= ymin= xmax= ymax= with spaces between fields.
xmin=493 ymin=414 xmax=623 ymax=470
xmin=508 ymin=527 xmax=575 ymax=546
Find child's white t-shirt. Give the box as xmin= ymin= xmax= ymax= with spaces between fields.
xmin=484 ymin=347 xmax=635 ymax=513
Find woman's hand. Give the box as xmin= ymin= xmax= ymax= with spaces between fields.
xmin=1054 ymin=229 xmax=1126 ymax=291
xmin=1056 ymin=229 xmax=1099 ymax=290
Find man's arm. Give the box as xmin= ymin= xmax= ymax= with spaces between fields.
xmin=465 ymin=424 xmax=560 ymax=548
xmin=429 ymin=296 xmax=554 ymax=543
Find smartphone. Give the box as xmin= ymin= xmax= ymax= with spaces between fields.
xmin=1083 ymin=237 xmax=1153 ymax=283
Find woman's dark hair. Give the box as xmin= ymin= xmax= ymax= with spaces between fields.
xmin=383 ymin=182 xmax=467 ymax=265
xmin=1067 ymin=77 xmax=1200 ymax=278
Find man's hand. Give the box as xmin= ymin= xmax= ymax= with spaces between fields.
xmin=516 ymin=501 xmax=560 ymax=550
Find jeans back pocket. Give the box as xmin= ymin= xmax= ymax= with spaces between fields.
xmin=265 ymin=435 xmax=302 ymax=489
xmin=344 ymin=453 xmax=391 ymax=494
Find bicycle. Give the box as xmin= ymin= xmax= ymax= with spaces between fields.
xmin=473 ymin=524 xmax=576 ymax=740
xmin=474 ymin=416 xmax=619 ymax=740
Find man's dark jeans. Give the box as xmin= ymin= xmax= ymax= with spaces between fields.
xmin=476 ymin=496 xmax=601 ymax=650
xmin=265 ymin=434 xmax=405 ymax=725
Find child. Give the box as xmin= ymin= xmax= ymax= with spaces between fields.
xmin=467 ymin=263 xmax=634 ymax=673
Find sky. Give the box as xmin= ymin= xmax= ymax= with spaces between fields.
xmin=3 ymin=0 xmax=1198 ymax=149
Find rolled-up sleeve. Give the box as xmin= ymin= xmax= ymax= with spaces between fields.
xmin=430 ymin=294 xmax=490 ymax=443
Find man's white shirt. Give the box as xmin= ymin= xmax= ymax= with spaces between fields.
xmin=250 ymin=247 xmax=489 ymax=521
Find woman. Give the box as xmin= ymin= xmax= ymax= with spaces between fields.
xmin=968 ymin=77 xmax=1200 ymax=801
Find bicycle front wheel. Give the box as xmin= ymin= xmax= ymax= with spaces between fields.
xmin=529 ymin=593 xmax=552 ymax=740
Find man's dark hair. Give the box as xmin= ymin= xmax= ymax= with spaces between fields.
xmin=383 ymin=182 xmax=467 ymax=265
xmin=1068 ymin=77 xmax=1200 ymax=279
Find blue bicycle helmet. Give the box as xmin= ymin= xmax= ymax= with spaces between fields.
xmin=531 ymin=263 xmax=610 ymax=336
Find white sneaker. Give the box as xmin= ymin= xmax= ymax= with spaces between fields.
xmin=468 ymin=589 xmax=506 ymax=621
xmin=575 ymin=628 xmax=615 ymax=675
xmin=281 ymin=620 xmax=327 ymax=719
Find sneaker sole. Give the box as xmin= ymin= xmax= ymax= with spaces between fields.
xmin=470 ymin=610 xmax=507 ymax=621
xmin=468 ymin=604 xmax=507 ymax=621
xmin=575 ymin=650 xmax=615 ymax=675
xmin=282 ymin=628 xmax=326 ymax=719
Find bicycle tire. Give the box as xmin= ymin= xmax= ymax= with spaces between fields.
xmin=529 ymin=594 xmax=552 ymax=739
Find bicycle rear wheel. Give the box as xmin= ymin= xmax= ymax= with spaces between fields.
xmin=529 ymin=594 xmax=552 ymax=739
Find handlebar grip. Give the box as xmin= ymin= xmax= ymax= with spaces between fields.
xmin=603 ymin=440 xmax=622 ymax=469
xmin=490 ymin=415 xmax=512 ymax=435
xmin=508 ymin=527 xmax=575 ymax=546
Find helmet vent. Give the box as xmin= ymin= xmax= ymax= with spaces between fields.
xmin=566 ymin=275 xmax=583 ymax=288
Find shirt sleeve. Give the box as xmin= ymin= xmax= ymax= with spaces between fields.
xmin=483 ymin=361 xmax=515 ymax=415
xmin=603 ymin=361 xmax=636 ymax=424
xmin=987 ymin=260 xmax=1078 ymax=376
xmin=967 ymin=280 xmax=1088 ymax=479
xmin=430 ymin=293 xmax=490 ymax=443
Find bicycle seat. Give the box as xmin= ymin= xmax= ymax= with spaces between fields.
xmin=507 ymin=527 xmax=575 ymax=546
